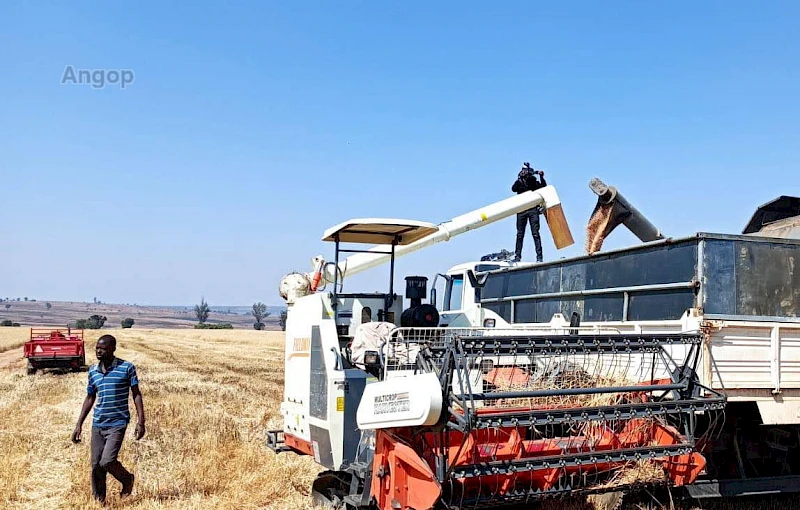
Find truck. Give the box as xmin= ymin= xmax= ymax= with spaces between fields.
xmin=24 ymin=328 xmax=86 ymax=375
xmin=268 ymin=181 xmax=800 ymax=509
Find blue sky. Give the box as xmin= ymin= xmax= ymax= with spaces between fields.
xmin=2 ymin=1 xmax=799 ymax=306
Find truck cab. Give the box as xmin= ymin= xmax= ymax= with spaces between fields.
xmin=434 ymin=260 xmax=529 ymax=328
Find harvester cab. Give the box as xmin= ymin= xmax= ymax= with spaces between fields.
xmin=270 ymin=218 xmax=444 ymax=483
xmin=319 ymin=218 xmax=441 ymax=338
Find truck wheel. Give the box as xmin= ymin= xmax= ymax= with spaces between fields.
xmin=26 ymin=362 xmax=37 ymax=376
xmin=77 ymin=355 xmax=86 ymax=371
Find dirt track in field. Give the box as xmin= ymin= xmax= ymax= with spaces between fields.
xmin=0 ymin=348 xmax=23 ymax=369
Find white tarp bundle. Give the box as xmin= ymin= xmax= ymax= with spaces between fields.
xmin=350 ymin=321 xmax=395 ymax=369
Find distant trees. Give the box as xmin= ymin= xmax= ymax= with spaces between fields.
xmin=194 ymin=323 xmax=233 ymax=329
xmin=279 ymin=309 xmax=288 ymax=331
xmin=121 ymin=318 xmax=135 ymax=329
xmin=23 ymin=297 xmax=28 ymax=301
xmin=252 ymin=302 xmax=269 ymax=322
xmin=45 ymin=302 xmax=52 ymax=310
xmin=75 ymin=315 xmax=107 ymax=329
xmin=1 ymin=320 xmax=21 ymax=327
xmin=252 ymin=302 xmax=270 ymax=330
xmin=194 ymin=298 xmax=210 ymax=324
xmin=4 ymin=304 xmax=10 ymax=310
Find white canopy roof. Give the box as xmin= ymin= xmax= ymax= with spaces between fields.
xmin=322 ymin=218 xmax=438 ymax=245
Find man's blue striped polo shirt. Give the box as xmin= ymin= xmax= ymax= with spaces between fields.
xmin=87 ymin=358 xmax=139 ymax=429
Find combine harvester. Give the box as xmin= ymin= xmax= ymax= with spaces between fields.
xmin=269 ymin=181 xmax=800 ymax=509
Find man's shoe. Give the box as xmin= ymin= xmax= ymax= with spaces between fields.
xmin=536 ymin=258 xmax=543 ymax=263
xmin=121 ymin=473 xmax=134 ymax=497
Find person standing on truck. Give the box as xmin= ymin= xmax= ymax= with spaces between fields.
xmin=71 ymin=334 xmax=145 ymax=504
xmin=512 ymin=162 xmax=547 ymax=262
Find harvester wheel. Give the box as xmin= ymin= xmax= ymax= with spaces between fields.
xmin=311 ymin=471 xmax=356 ymax=509
xmin=587 ymin=491 xmax=625 ymax=510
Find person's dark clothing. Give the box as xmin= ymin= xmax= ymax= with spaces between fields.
xmin=91 ymin=426 xmax=133 ymax=502
xmin=512 ymin=168 xmax=547 ymax=262
xmin=515 ymin=209 xmax=543 ymax=262
xmin=512 ymin=169 xmax=547 ymax=194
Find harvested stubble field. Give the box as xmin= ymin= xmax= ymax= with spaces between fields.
xmin=1 ymin=328 xmax=799 ymax=510
xmin=0 ymin=329 xmax=320 ymax=510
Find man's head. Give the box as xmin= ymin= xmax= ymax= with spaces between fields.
xmin=96 ymin=334 xmax=117 ymax=362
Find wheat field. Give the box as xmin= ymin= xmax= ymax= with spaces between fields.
xmin=0 ymin=327 xmax=29 ymax=353
xmin=2 ymin=328 xmax=799 ymax=510
xmin=0 ymin=329 xmax=321 ymax=510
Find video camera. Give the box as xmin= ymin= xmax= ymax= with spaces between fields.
xmin=520 ymin=165 xmax=543 ymax=177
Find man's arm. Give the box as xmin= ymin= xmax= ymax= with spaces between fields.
xmin=128 ymin=363 xmax=146 ymax=440
xmin=72 ymin=394 xmax=96 ymax=443
xmin=132 ymin=384 xmax=146 ymax=440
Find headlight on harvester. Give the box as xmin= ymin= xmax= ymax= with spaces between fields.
xmin=364 ymin=350 xmax=379 ymax=366
xmin=483 ymin=318 xmax=496 ymax=328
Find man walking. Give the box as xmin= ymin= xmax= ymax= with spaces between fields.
xmin=511 ymin=162 xmax=547 ymax=262
xmin=72 ymin=334 xmax=145 ymax=504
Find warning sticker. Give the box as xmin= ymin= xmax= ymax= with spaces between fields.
xmin=336 ymin=397 xmax=344 ymax=412
xmin=374 ymin=392 xmax=410 ymax=415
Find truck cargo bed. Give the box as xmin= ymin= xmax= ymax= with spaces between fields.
xmin=480 ymin=232 xmax=800 ymax=324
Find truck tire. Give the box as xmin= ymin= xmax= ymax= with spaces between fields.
xmin=77 ymin=355 xmax=86 ymax=371
xmin=26 ymin=362 xmax=37 ymax=376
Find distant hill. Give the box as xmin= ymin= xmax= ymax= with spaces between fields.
xmin=0 ymin=300 xmax=286 ymax=330
xmin=165 ymin=305 xmax=286 ymax=316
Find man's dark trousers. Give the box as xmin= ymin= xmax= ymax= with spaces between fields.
xmin=515 ymin=207 xmax=543 ymax=262
xmin=91 ymin=426 xmax=131 ymax=502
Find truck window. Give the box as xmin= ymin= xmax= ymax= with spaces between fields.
xmin=445 ymin=275 xmax=464 ymax=311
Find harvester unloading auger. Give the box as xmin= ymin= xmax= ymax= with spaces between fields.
xmin=270 ymin=184 xmax=725 ymax=510
xmin=586 ymin=177 xmax=664 ymax=254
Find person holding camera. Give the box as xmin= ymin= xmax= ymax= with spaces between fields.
xmin=511 ymin=162 xmax=547 ymax=262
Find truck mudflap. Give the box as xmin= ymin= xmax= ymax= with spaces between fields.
xmin=371 ymin=328 xmax=726 ymax=509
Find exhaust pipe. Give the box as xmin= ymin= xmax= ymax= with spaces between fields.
xmin=586 ymin=178 xmax=664 ymax=254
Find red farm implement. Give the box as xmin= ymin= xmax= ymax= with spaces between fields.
xmin=23 ymin=328 xmax=86 ymax=375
